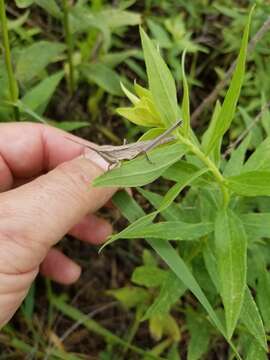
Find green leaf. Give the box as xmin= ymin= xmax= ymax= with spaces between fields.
xmin=147 ymin=238 xmax=230 ymax=343
xmin=7 ymin=10 xmax=30 ymax=31
xmin=49 ymin=121 xmax=89 ymax=132
xmin=201 ymin=100 xmax=222 ymax=165
xmin=21 ymin=71 xmax=64 ymax=113
xmin=14 ymin=100 xmax=47 ymax=123
xmin=246 ymin=341 xmax=268 ymax=360
xmin=117 ymin=103 xmax=161 ymax=127
xmin=167 ymin=344 xmax=181 ymax=360
xmin=261 ymin=95 xmax=270 ymax=136
xmin=143 ymin=250 xmax=158 ymax=267
xmin=149 ymin=314 xmax=180 ymax=342
xmin=132 ymin=266 xmax=167 ymax=288
xmin=120 ymin=82 xmax=140 ymax=105
xmin=80 ymin=63 xmax=122 ymax=96
xmin=109 ymin=221 xmax=213 ymax=241
xmin=240 ymin=287 xmax=267 ymax=351
xmin=159 ymin=167 xmax=208 ymax=213
xmin=203 ymin=239 xmax=220 ymax=291
xmin=257 ymin=270 xmax=270 ymax=332
xmin=15 ymin=0 xmax=34 ymax=8
xmin=21 ymin=283 xmax=35 ymax=320
xmin=181 ymin=49 xmax=190 ymax=137
xmin=147 ymin=19 xmax=172 ymax=49
xmin=187 ymin=311 xmax=211 ymax=360
xmin=143 ymin=272 xmax=185 ymax=320
xmin=138 ymin=188 xmax=184 ymax=221
xmin=214 ymin=209 xmax=247 ymax=339
xmin=34 ymin=0 xmax=61 ymax=18
xmin=243 ymin=135 xmax=270 ymax=172
xmin=69 ymin=4 xmax=110 ymax=40
xmin=140 ymin=27 xmax=179 ymax=126
xmin=16 ymin=41 xmax=65 ymax=83
xmin=139 ymin=127 xmax=170 ymax=141
xmin=112 ymin=191 xmax=227 ymax=339
xmin=223 ymin=134 xmax=251 ymax=176
xmin=227 ymin=171 xmax=270 ymax=196
xmin=105 ymin=168 xmax=207 ymax=249
xmin=111 ymin=191 xmax=145 ymax=222
xmin=239 ymin=107 xmax=263 ymax=149
xmin=240 ymin=213 xmax=270 ymax=239
xmin=98 ymin=9 xmax=141 ymax=29
xmin=99 ymin=212 xmax=156 ymax=251
xmin=93 ymin=143 xmax=186 ymax=187
xmin=101 ymin=50 xmax=139 ymax=68
xmin=163 ymin=160 xmax=211 ymax=186
xmin=107 ymin=287 xmax=149 ymax=309
xmin=206 ymin=7 xmax=253 ymax=153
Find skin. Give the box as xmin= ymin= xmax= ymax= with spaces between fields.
xmin=0 ymin=122 xmax=117 ymax=328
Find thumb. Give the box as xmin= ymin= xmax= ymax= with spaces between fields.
xmin=0 ymin=156 xmax=116 ymax=272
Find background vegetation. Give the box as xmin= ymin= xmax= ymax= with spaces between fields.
xmin=1 ymin=1 xmax=270 ymax=359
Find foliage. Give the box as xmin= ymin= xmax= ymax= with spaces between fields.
xmin=1 ymin=1 xmax=270 ymax=359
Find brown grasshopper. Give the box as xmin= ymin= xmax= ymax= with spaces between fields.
xmin=67 ymin=119 xmax=182 ymax=169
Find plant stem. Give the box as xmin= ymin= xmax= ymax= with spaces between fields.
xmin=62 ymin=0 xmax=75 ymax=95
xmin=178 ymin=134 xmax=230 ymax=207
xmin=0 ymin=0 xmax=20 ymax=120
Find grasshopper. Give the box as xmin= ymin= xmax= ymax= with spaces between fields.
xmin=67 ymin=119 xmax=182 ymax=169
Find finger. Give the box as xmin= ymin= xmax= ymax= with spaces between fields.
xmin=0 ymin=156 xmax=117 ymax=273
xmin=0 ymin=122 xmax=108 ymax=181
xmin=40 ymin=248 xmax=81 ymax=284
xmin=0 ymin=154 xmax=13 ymax=192
xmin=69 ymin=214 xmax=113 ymax=245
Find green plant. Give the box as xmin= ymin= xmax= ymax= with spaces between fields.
xmin=0 ymin=0 xmax=19 ymax=120
xmin=93 ymin=7 xmax=270 ymax=359
xmin=2 ymin=1 xmax=270 ymax=358
xmin=0 ymin=0 xmax=142 ymax=126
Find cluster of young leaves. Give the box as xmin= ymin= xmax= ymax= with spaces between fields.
xmin=94 ymin=7 xmax=270 ymax=359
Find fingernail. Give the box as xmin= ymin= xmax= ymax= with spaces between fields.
xmin=83 ymin=148 xmax=109 ymax=172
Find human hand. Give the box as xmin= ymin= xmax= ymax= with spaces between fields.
xmin=0 ymin=122 xmax=116 ymax=328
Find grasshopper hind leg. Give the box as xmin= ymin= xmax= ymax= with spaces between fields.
xmin=144 ymin=151 xmax=155 ymax=165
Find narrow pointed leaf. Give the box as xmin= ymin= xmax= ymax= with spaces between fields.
xmin=21 ymin=71 xmax=64 ymax=113
xmin=93 ymin=143 xmax=186 ymax=187
xmin=240 ymin=213 xmax=270 ymax=239
xmin=140 ymin=27 xmax=179 ymax=126
xmin=215 ymin=209 xmax=247 ymax=339
xmin=227 ymin=171 xmax=270 ymax=196
xmin=201 ymin=100 xmax=222 ymax=165
xmin=206 ymin=7 xmax=253 ymax=153
xmin=243 ymin=135 xmax=270 ymax=172
xmin=240 ymin=287 xmax=267 ymax=351
xmin=112 ymin=191 xmax=227 ymax=337
xmin=223 ymin=134 xmax=251 ymax=176
xmin=181 ymin=49 xmax=190 ymax=136
xmin=108 ymin=221 xmax=213 ymax=242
